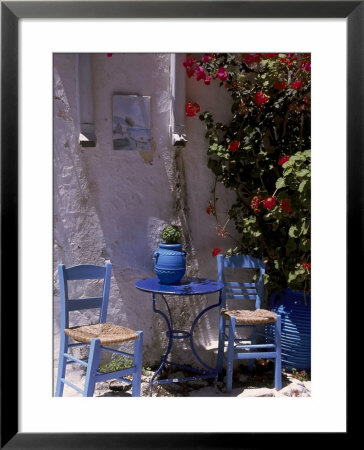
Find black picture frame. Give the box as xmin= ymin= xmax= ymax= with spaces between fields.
xmin=1 ymin=1 xmax=356 ymax=448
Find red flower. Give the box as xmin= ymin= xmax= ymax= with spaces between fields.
xmin=217 ymin=67 xmax=228 ymax=82
xmin=185 ymin=102 xmax=200 ymax=117
xmin=228 ymin=140 xmax=240 ymax=152
xmin=264 ymin=53 xmax=278 ymax=58
xmin=278 ymin=56 xmax=297 ymax=67
xmin=206 ymin=200 xmax=216 ymax=215
xmin=212 ymin=247 xmax=222 ymax=257
xmin=239 ymin=102 xmax=249 ymax=114
xmin=250 ymin=195 xmax=262 ymax=214
xmin=263 ymin=196 xmax=277 ymax=210
xmin=302 ymin=262 xmax=311 ymax=270
xmin=278 ymin=155 xmax=290 ymax=166
xmin=274 ymin=81 xmax=287 ymax=90
xmin=106 ymin=53 xmax=113 ymax=58
xmin=244 ymin=53 xmax=262 ymax=64
xmin=279 ymin=198 xmax=292 ymax=213
xmin=291 ymin=80 xmax=304 ymax=90
xmin=254 ymin=91 xmax=270 ymax=106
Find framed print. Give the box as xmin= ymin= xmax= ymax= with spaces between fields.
xmin=112 ymin=94 xmax=152 ymax=151
xmin=1 ymin=1 xmax=357 ymax=448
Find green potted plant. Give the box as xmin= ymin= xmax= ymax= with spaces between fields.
xmin=184 ymin=52 xmax=311 ymax=369
xmin=154 ymin=225 xmax=186 ymax=284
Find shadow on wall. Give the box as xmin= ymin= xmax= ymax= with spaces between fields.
xmin=53 ymin=53 xmax=225 ymax=370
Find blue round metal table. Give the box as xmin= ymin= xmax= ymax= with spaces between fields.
xmin=135 ymin=277 xmax=223 ymax=396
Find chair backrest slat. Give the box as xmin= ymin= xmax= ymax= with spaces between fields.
xmin=225 ymin=294 xmax=258 ymax=301
xmin=225 ymin=281 xmax=256 ymax=288
xmin=66 ymin=297 xmax=104 ymax=312
xmin=58 ymin=262 xmax=112 ymax=329
xmin=63 ymin=265 xmax=106 ymax=280
xmin=222 ymin=254 xmax=265 ymax=270
xmin=217 ymin=254 xmax=265 ymax=309
xmin=225 ymin=287 xmax=257 ymax=294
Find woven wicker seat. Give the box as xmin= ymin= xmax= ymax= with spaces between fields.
xmin=65 ymin=323 xmax=139 ymax=345
xmin=55 ymin=262 xmax=143 ymax=397
xmin=221 ymin=308 xmax=277 ymax=325
xmin=216 ymin=254 xmax=282 ymax=392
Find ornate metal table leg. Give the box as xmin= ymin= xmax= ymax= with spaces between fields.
xmin=189 ymin=291 xmax=222 ymax=385
xmin=150 ymin=293 xmax=173 ymax=396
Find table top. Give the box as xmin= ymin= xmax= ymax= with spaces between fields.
xmin=135 ymin=277 xmax=223 ymax=296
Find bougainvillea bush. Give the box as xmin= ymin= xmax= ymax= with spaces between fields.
xmin=184 ymin=53 xmax=311 ymax=294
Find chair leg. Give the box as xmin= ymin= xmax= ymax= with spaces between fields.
xmin=131 ymin=331 xmax=143 ymax=397
xmin=216 ymin=315 xmax=226 ymax=374
xmin=83 ymin=338 xmax=101 ymax=397
xmin=248 ymin=325 xmax=256 ymax=372
xmin=55 ymin=333 xmax=69 ymax=397
xmin=226 ymin=316 xmax=236 ymax=392
xmin=274 ymin=315 xmax=282 ymax=390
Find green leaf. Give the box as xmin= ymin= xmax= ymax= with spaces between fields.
xmin=275 ymin=177 xmax=285 ymax=189
xmin=298 ymin=180 xmax=308 ymax=192
xmin=296 ymin=169 xmax=310 ymax=178
xmin=289 ymin=225 xmax=298 ymax=238
xmin=288 ymin=272 xmax=298 ymax=282
xmin=299 ymin=218 xmax=310 ymax=235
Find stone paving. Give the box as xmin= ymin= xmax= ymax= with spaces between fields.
xmin=57 ymin=362 xmax=311 ymax=398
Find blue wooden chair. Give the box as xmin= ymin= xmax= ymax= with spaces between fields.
xmin=216 ymin=254 xmax=282 ymax=392
xmin=55 ymin=262 xmax=143 ymax=397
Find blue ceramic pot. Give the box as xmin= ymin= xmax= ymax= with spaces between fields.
xmin=154 ymin=243 xmax=186 ymax=285
xmin=266 ymin=289 xmax=311 ymax=371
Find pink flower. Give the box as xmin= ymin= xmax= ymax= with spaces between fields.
xmin=217 ymin=67 xmax=228 ymax=82
xmin=202 ymin=55 xmax=211 ymax=63
xmin=291 ymin=80 xmax=304 ymax=90
xmin=254 ymin=91 xmax=270 ymax=106
xmin=195 ymin=65 xmax=206 ymax=81
xmin=263 ymin=197 xmax=277 ymax=210
xmin=183 ymin=58 xmax=197 ymax=77
xmin=204 ymin=75 xmax=212 ymax=85
xmin=183 ymin=57 xmax=196 ymax=68
xmin=278 ymin=155 xmax=290 ymax=166
xmin=300 ymin=61 xmax=311 ymax=71
xmin=212 ymin=247 xmax=222 ymax=257
xmin=106 ymin=53 xmax=113 ymax=58
xmin=185 ymin=102 xmax=200 ymax=117
xmin=228 ymin=140 xmax=240 ymax=152
xmin=215 ymin=226 xmax=228 ymax=238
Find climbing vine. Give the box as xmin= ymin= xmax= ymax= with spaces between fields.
xmin=184 ymin=53 xmax=311 ymax=294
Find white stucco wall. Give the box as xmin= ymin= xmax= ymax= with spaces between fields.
xmin=53 ymin=53 xmax=235 ymax=379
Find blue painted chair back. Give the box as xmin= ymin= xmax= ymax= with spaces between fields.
xmin=217 ymin=254 xmax=266 ymax=310
xmin=58 ymin=262 xmax=112 ymax=330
